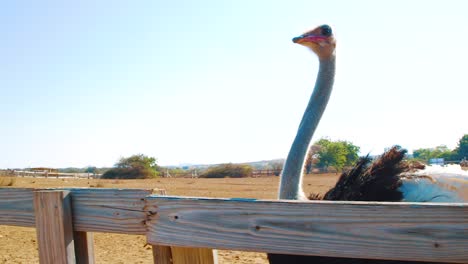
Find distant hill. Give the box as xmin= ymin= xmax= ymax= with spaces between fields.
xmin=240 ymin=159 xmax=284 ymax=170
xmin=166 ymin=159 xmax=285 ymax=170
xmin=8 ymin=159 xmax=286 ymax=174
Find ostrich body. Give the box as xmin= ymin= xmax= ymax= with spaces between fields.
xmin=269 ymin=25 xmax=468 ymax=263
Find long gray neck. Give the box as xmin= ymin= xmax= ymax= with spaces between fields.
xmin=279 ymin=55 xmax=336 ymax=200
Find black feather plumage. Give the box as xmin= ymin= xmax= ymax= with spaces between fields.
xmin=268 ymin=147 xmax=442 ymax=264
xmin=322 ymin=146 xmax=406 ymax=202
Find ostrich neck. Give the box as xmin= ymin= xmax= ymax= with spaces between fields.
xmin=279 ymin=55 xmax=336 ymax=200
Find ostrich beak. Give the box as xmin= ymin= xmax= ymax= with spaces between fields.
xmin=292 ymin=34 xmax=327 ymax=44
xmin=292 ymin=36 xmax=303 ymax=43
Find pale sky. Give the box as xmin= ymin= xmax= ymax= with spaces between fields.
xmin=1 ymin=1 xmax=467 ymax=168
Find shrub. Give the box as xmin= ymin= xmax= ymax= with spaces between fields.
xmin=101 ymin=167 xmax=159 ymax=179
xmin=200 ymin=163 xmax=253 ymax=178
xmin=100 ymin=154 xmax=161 ymax=179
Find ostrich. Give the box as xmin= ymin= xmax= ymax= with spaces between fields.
xmin=268 ymin=25 xmax=468 ymax=264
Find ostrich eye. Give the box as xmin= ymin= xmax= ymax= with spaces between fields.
xmin=321 ymin=25 xmax=332 ymax=37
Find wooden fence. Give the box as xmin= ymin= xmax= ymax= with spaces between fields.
xmin=0 ymin=187 xmax=467 ymax=263
xmin=252 ymin=170 xmax=281 ymax=177
xmin=12 ymin=170 xmax=100 ymax=179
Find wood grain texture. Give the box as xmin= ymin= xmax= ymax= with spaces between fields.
xmin=146 ymin=196 xmax=468 ymax=263
xmin=171 ymin=247 xmax=217 ymax=264
xmin=0 ymin=188 xmax=35 ymax=227
xmin=152 ymin=245 xmax=172 ymax=264
xmin=74 ymin=231 xmax=95 ymax=264
xmin=151 ymin=247 xmax=217 ymax=264
xmin=151 ymin=189 xmax=217 ymax=264
xmin=34 ymin=190 xmax=76 ymax=264
xmin=150 ymin=188 xmax=175 ymax=264
xmin=1 ymin=188 xmax=153 ymax=234
xmin=68 ymin=188 xmax=152 ymax=234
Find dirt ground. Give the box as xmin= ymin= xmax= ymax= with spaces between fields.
xmin=0 ymin=174 xmax=340 ymax=264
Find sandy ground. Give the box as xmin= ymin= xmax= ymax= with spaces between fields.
xmin=0 ymin=174 xmax=339 ymax=264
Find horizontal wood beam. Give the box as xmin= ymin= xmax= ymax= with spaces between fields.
xmin=146 ymin=196 xmax=468 ymax=263
xmin=69 ymin=188 xmax=151 ymax=234
xmin=0 ymin=188 xmax=34 ymax=227
xmin=2 ymin=188 xmax=468 ymax=262
xmin=0 ymin=188 xmax=152 ymax=234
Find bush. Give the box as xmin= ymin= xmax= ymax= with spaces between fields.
xmin=101 ymin=154 xmax=161 ymax=179
xmin=200 ymin=163 xmax=253 ymax=178
xmin=101 ymin=167 xmax=159 ymax=179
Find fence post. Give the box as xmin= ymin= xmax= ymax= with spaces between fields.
xmin=34 ymin=190 xmax=76 ymax=264
xmin=151 ymin=189 xmax=173 ymax=264
xmin=152 ymin=245 xmax=173 ymax=264
xmin=171 ymin=247 xmax=217 ymax=264
xmin=74 ymin=231 xmax=95 ymax=264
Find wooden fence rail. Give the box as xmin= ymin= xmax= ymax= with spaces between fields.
xmin=0 ymin=187 xmax=467 ymax=263
xmin=0 ymin=188 xmax=151 ymax=234
xmin=11 ymin=171 xmax=100 ymax=179
xmin=146 ymin=196 xmax=468 ymax=263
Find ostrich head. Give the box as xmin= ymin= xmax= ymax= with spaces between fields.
xmin=292 ymin=24 xmax=336 ymax=59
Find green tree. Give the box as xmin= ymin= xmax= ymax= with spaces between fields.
xmin=101 ymin=154 xmax=161 ymax=179
xmin=85 ymin=166 xmax=97 ymax=174
xmin=433 ymin=145 xmax=456 ymax=160
xmin=313 ymin=138 xmax=360 ymax=172
xmin=413 ymin=145 xmax=457 ymax=162
xmin=454 ymin=134 xmax=468 ymax=160
xmin=115 ymin=154 xmax=159 ymax=170
xmin=342 ymin=141 xmax=360 ymax=166
xmin=413 ymin=148 xmax=433 ymax=161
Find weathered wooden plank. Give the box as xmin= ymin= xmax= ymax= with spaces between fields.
xmin=74 ymin=231 xmax=95 ymax=264
xmin=34 ymin=190 xmax=76 ymax=264
xmin=146 ymin=196 xmax=468 ymax=263
xmin=0 ymin=188 xmax=152 ymax=234
xmin=69 ymin=188 xmax=151 ymax=234
xmin=150 ymin=188 xmax=217 ymax=264
xmin=171 ymin=247 xmax=217 ymax=264
xmin=0 ymin=188 xmax=35 ymax=227
xmin=150 ymin=189 xmax=173 ymax=264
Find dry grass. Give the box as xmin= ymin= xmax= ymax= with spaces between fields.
xmin=89 ymin=181 xmax=106 ymax=188
xmin=0 ymin=177 xmax=15 ymax=187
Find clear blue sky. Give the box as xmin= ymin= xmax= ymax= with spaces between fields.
xmin=1 ymin=1 xmax=467 ymax=168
